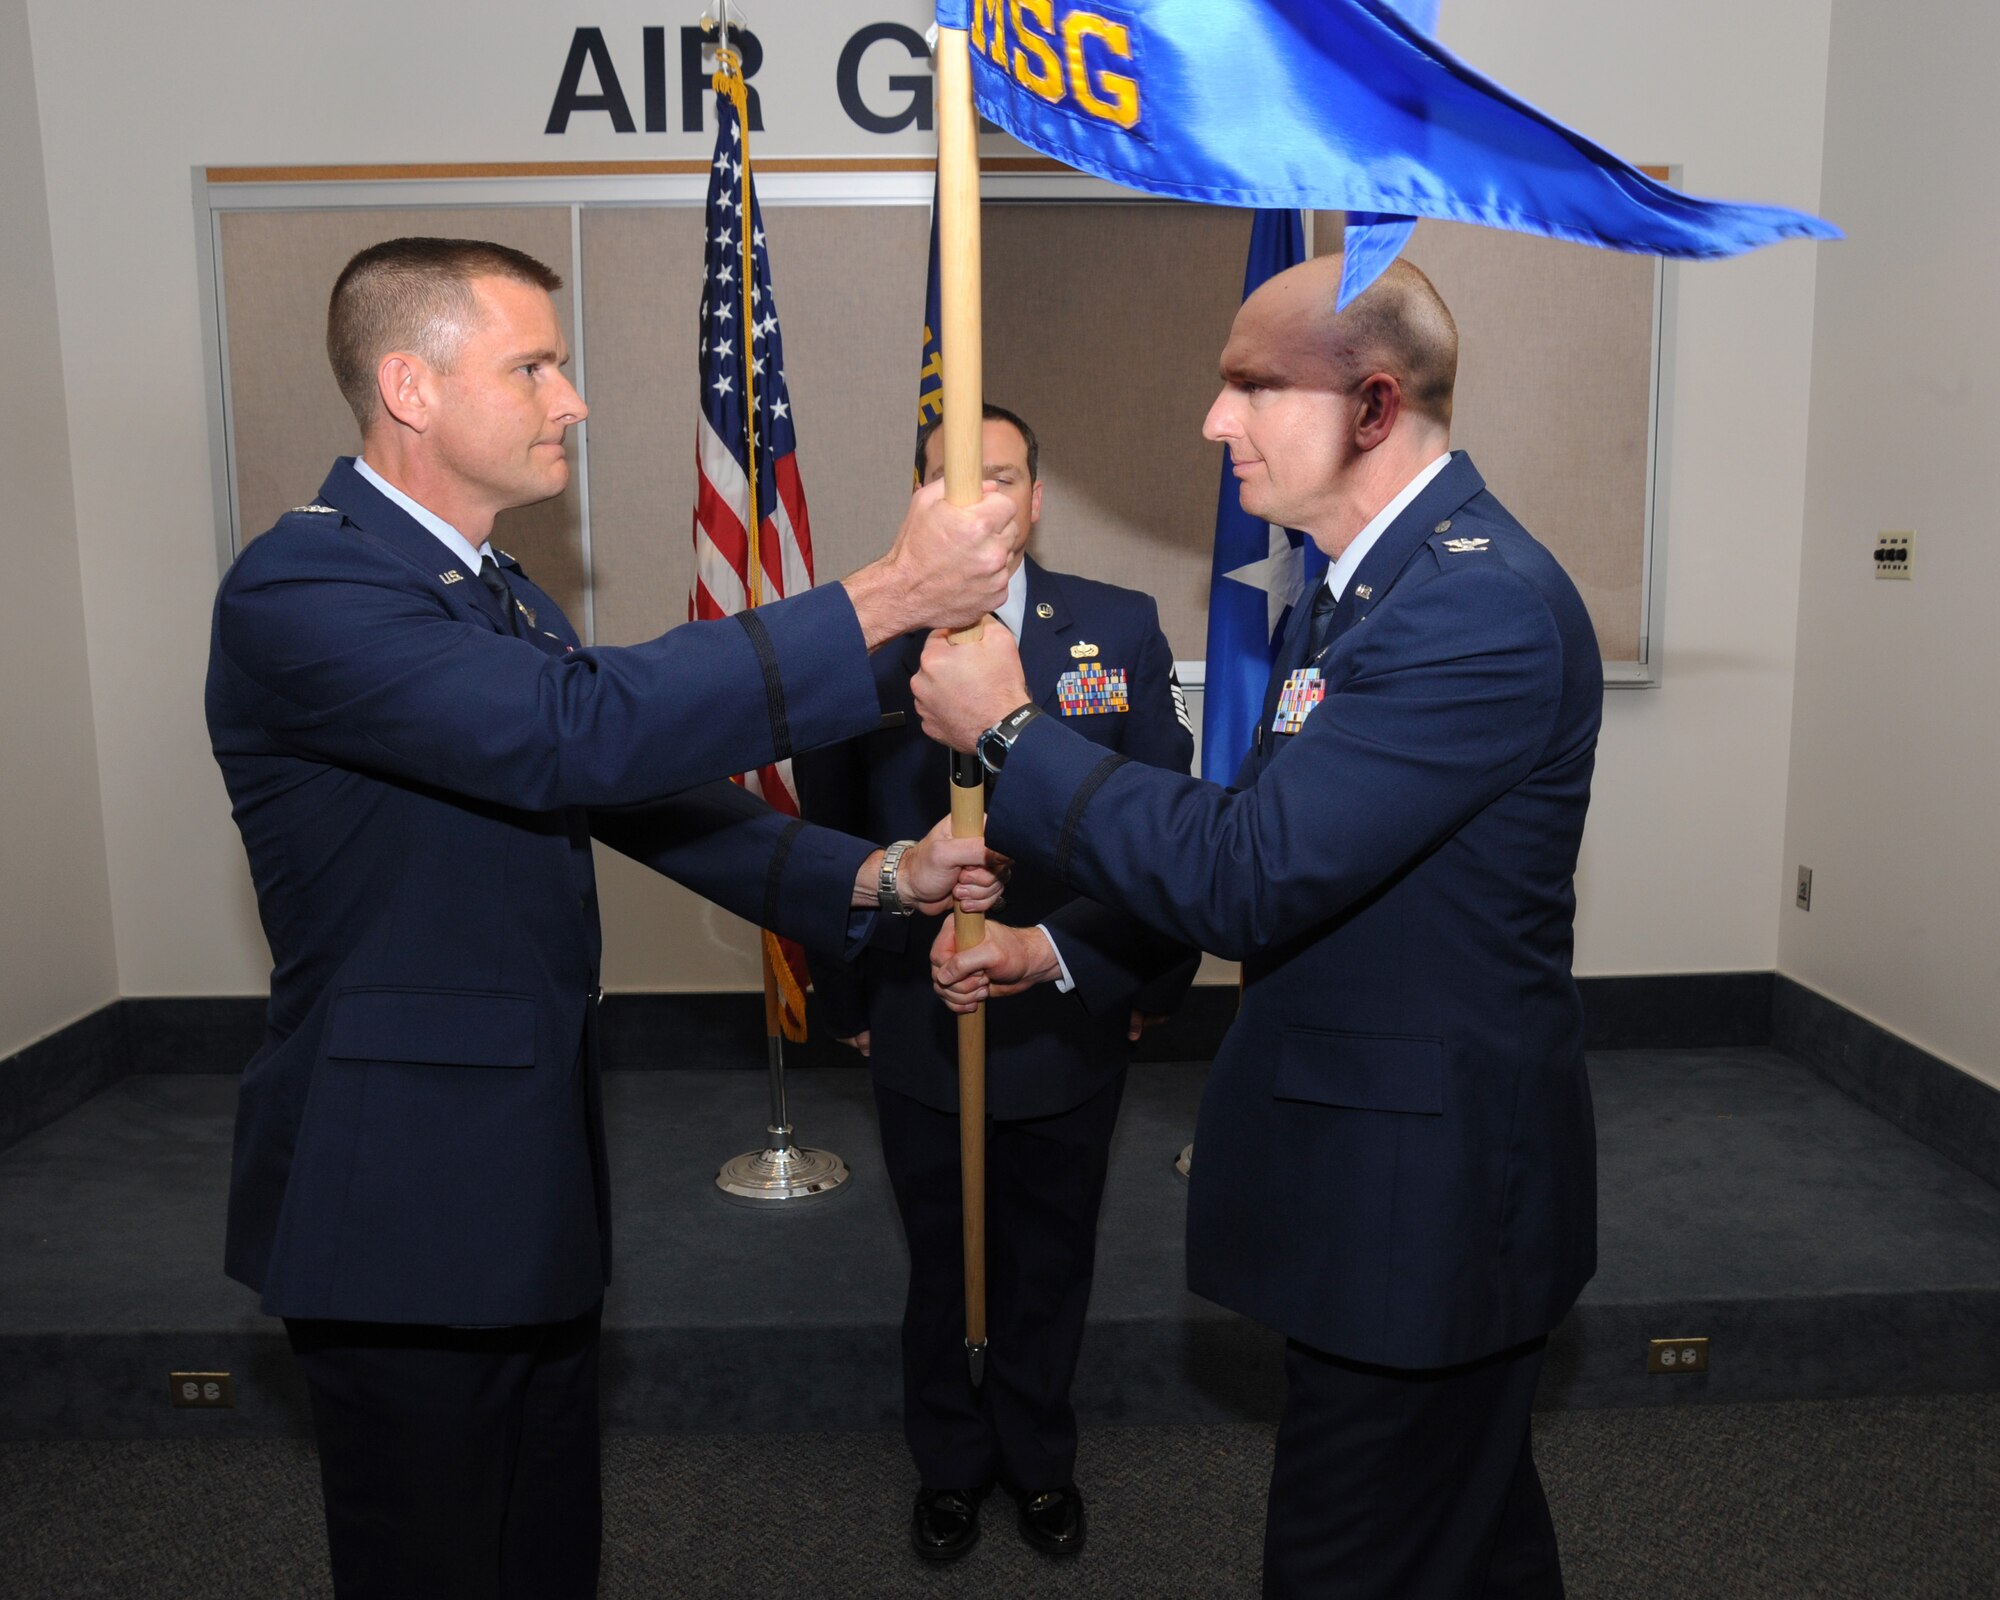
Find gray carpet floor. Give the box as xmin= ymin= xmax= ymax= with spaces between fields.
xmin=3 ymin=1393 xmax=1994 ymax=1599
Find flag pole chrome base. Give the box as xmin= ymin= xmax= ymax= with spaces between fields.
xmin=1174 ymin=1142 xmax=1192 ymax=1179
xmin=715 ymin=1126 xmax=850 ymax=1207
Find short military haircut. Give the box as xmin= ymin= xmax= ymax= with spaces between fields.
xmin=1329 ymin=257 xmax=1459 ymax=430
xmin=326 ymin=237 xmax=564 ymax=429
xmin=914 ymin=402 xmax=1039 ymax=483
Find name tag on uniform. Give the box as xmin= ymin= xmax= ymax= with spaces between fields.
xmin=1056 ymin=663 xmax=1129 ymax=716
xmin=1272 ymin=667 xmax=1325 ymax=735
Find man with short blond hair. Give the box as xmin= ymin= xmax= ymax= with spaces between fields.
xmin=208 ymin=235 xmax=1019 ymax=1598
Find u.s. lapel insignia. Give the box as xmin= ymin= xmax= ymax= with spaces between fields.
xmin=439 ymin=570 xmax=464 ymax=585
xmin=1354 ymin=583 xmax=1373 ymax=601
xmin=1056 ymin=663 xmax=1129 ymax=715
xmin=1070 ymin=641 xmax=1099 ymax=659
xmin=1442 ymin=537 xmax=1490 ymax=554
xmin=1035 ymin=601 xmax=1054 ymax=620
xmin=1272 ymin=667 xmax=1325 ymax=734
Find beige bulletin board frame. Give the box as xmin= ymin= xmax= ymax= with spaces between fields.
xmin=193 ymin=160 xmax=1673 ymax=692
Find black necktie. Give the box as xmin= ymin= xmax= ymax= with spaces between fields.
xmin=478 ymin=555 xmax=522 ymax=637
xmin=1305 ymin=580 xmax=1341 ymax=658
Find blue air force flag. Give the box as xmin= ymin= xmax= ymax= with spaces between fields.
xmin=934 ymin=0 xmax=1839 ymax=306
xmin=1199 ymin=209 xmax=1323 ymax=785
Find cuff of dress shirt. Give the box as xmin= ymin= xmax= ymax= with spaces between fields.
xmin=1035 ymin=923 xmax=1077 ymax=993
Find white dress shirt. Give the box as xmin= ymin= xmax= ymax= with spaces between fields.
xmin=1319 ymin=451 xmax=1453 ymax=603
xmin=353 ymin=457 xmax=493 ymax=574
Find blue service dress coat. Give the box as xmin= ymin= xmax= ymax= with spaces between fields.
xmin=795 ymin=557 xmax=1198 ymax=1119
xmin=979 ymin=454 xmax=1604 ymax=1368
xmin=206 ymin=458 xmax=888 ymax=1328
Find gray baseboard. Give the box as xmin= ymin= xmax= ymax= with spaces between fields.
xmin=0 ymin=1006 xmax=125 ymax=1159
xmin=1774 ymin=977 xmax=2000 ymax=1190
xmin=7 ymin=976 xmax=1995 ymax=1184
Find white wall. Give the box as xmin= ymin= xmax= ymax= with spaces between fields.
xmin=1440 ymin=0 xmax=1833 ymax=976
xmin=1780 ymin=0 xmax=2000 ymax=1085
xmin=23 ymin=0 xmax=1833 ymax=999
xmin=1 ymin=0 xmax=118 ymax=1056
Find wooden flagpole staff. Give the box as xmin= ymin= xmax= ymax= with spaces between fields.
xmin=935 ymin=23 xmax=988 ymax=1390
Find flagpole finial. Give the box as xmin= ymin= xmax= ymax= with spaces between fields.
xmin=699 ymin=1 xmax=749 ymax=53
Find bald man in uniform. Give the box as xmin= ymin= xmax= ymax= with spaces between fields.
xmin=912 ymin=255 xmax=1602 ymax=1598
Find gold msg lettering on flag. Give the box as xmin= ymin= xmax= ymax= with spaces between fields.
xmin=974 ymin=0 xmax=1141 ymax=132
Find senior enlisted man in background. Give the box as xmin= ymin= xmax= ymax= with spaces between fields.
xmin=205 ymin=236 xmax=1019 ymax=1600
xmin=914 ymin=253 xmax=1604 ymax=1599
xmin=797 ymin=402 xmax=1197 ymax=1564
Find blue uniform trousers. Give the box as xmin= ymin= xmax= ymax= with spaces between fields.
xmin=873 ymin=1073 xmax=1125 ymax=1492
xmin=286 ymin=1303 xmax=604 ymax=1600
xmin=1264 ymin=1336 xmax=1562 ymax=1600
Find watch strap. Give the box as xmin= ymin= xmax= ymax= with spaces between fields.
xmin=877 ymin=838 xmax=918 ymax=917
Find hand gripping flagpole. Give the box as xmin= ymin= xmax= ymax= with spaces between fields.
xmin=708 ymin=0 xmax=848 ymax=1208
xmin=936 ymin=22 xmax=988 ymax=1388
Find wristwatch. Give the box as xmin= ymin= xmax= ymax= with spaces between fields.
xmin=877 ymin=838 xmax=918 ymax=917
xmin=975 ymin=703 xmax=1044 ymax=777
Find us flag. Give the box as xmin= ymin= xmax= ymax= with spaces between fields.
xmin=690 ymin=74 xmax=815 ymax=1039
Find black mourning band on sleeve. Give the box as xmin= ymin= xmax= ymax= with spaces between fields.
xmin=1055 ymin=753 xmax=1128 ymax=884
xmin=763 ymin=818 xmax=805 ymax=934
xmin=735 ymin=609 xmax=793 ymax=762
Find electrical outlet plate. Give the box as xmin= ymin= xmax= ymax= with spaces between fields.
xmin=1796 ymin=865 xmax=1812 ymax=910
xmin=1874 ymin=531 xmax=1912 ymax=578
xmin=169 ymin=1371 xmax=234 ymax=1408
xmin=1648 ymin=1337 xmax=1709 ymax=1374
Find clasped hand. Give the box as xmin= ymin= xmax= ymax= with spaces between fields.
xmin=875 ymin=813 xmax=1009 ymax=918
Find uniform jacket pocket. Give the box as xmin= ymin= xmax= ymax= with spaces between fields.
xmin=326 ymin=987 xmax=537 ymax=1068
xmin=1274 ymin=1028 xmax=1444 ymax=1114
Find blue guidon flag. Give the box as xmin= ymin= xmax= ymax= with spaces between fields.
xmin=934 ymin=0 xmax=1839 ymax=306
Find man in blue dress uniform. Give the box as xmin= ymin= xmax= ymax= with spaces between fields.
xmin=912 ymin=256 xmax=1603 ymax=1598
xmin=205 ymin=237 xmax=1020 ymax=1599
xmin=796 ymin=405 xmax=1196 ymax=1563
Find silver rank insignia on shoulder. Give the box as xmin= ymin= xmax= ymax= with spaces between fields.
xmin=290 ymin=503 xmax=339 ymax=515
xmin=1272 ymin=666 xmax=1325 ymax=735
xmin=1070 ymin=641 xmax=1099 ymax=659
xmin=439 ymin=570 xmax=464 ymax=585
xmin=1442 ymin=537 xmax=1491 ymax=554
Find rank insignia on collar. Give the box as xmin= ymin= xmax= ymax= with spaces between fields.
xmin=1354 ymin=584 xmax=1373 ymax=600
xmin=1070 ymin=641 xmax=1099 ymax=659
xmin=1442 ymin=537 xmax=1491 ymax=554
xmin=439 ymin=570 xmax=464 ymax=585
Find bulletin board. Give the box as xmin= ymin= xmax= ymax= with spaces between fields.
xmin=198 ymin=161 xmax=1669 ymax=682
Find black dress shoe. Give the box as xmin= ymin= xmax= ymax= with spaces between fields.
xmin=1017 ymin=1484 xmax=1087 ymax=1556
xmin=912 ymin=1484 xmax=990 ymax=1562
